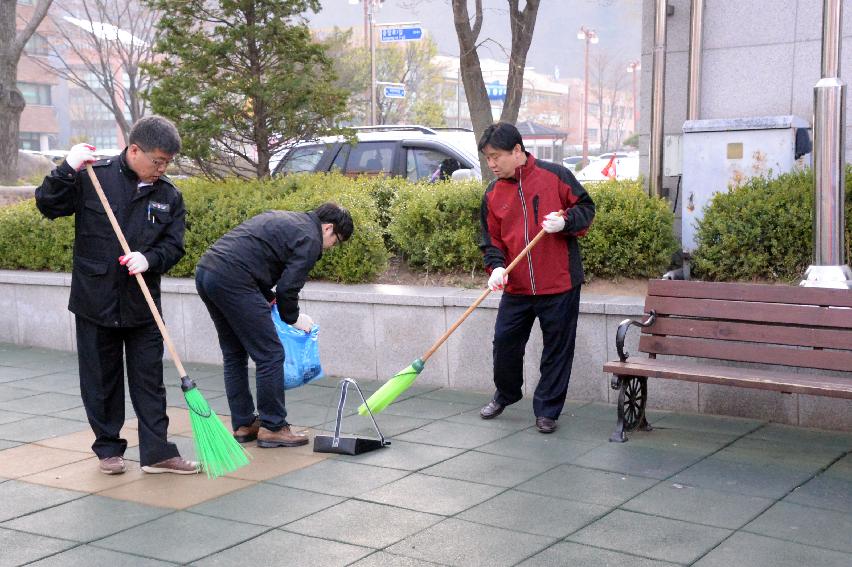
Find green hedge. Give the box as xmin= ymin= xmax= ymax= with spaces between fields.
xmin=0 ymin=199 xmax=75 ymax=272
xmin=691 ymin=167 xmax=852 ymax=282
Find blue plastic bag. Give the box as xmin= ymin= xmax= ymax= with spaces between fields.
xmin=270 ymin=307 xmax=324 ymax=390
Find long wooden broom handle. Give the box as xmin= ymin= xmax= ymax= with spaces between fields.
xmin=85 ymin=164 xmax=187 ymax=377
xmin=421 ymin=211 xmax=563 ymax=363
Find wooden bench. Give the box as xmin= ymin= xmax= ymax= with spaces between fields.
xmin=603 ymin=279 xmax=852 ymax=442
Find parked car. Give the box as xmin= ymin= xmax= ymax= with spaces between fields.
xmin=562 ymin=155 xmax=584 ymax=170
xmin=271 ymin=125 xmax=482 ymax=182
xmin=575 ymin=155 xmax=639 ymax=182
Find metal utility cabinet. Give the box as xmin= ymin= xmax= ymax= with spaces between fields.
xmin=681 ymin=115 xmax=812 ymax=252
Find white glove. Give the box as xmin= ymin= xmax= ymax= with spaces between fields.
xmin=542 ymin=211 xmax=565 ymax=233
xmin=119 ymin=252 xmax=149 ymax=275
xmin=66 ymin=143 xmax=96 ymax=171
xmin=487 ymin=267 xmax=507 ymax=291
xmin=294 ymin=313 xmax=314 ymax=332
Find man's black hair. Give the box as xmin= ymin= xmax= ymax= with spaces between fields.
xmin=477 ymin=122 xmax=525 ymax=153
xmin=314 ymin=202 xmax=354 ymax=242
xmin=129 ymin=115 xmax=181 ymax=155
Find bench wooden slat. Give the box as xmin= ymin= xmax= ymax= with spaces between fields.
xmin=644 ymin=296 xmax=852 ymax=328
xmin=603 ymin=358 xmax=852 ymax=399
xmin=639 ymin=334 xmax=852 ymax=372
xmin=645 ymin=318 xmax=852 ymax=351
xmin=647 ymin=279 xmax=852 ymax=308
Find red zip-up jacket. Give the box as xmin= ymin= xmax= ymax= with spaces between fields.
xmin=480 ymin=153 xmax=595 ymax=295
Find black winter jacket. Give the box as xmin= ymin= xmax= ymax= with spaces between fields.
xmin=196 ymin=210 xmax=324 ymax=325
xmin=35 ymin=151 xmax=186 ymax=327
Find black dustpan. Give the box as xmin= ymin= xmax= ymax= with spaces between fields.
xmin=313 ymin=378 xmax=390 ymax=455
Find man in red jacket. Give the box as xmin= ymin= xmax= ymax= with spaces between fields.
xmin=477 ymin=122 xmax=595 ymax=433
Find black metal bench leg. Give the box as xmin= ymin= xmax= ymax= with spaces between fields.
xmin=610 ymin=375 xmax=628 ymax=443
xmin=637 ymin=377 xmax=652 ymax=432
xmin=610 ymin=375 xmax=649 ymax=443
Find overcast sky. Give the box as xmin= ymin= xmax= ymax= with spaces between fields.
xmin=306 ymin=0 xmax=642 ymax=80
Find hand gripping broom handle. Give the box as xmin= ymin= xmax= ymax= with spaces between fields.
xmin=85 ymin=164 xmax=188 ymax=380
xmin=420 ymin=211 xmax=563 ymax=363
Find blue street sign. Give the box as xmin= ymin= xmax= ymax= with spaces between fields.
xmin=380 ymin=27 xmax=423 ymax=42
xmin=486 ymin=81 xmax=507 ymax=101
xmin=383 ymin=85 xmax=406 ymax=98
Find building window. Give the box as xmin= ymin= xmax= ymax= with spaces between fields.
xmin=18 ymin=82 xmax=52 ymax=106
xmin=17 ymin=0 xmax=35 ymax=5
xmin=587 ymin=128 xmax=598 ymax=139
xmin=25 ymin=33 xmax=50 ymax=56
xmin=19 ymin=132 xmax=41 ymax=150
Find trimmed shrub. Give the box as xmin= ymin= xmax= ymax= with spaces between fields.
xmin=0 ymin=199 xmax=74 ymax=272
xmin=388 ymin=179 xmax=485 ymax=272
xmin=691 ymin=167 xmax=852 ymax=282
xmin=582 ymin=179 xmax=679 ymax=279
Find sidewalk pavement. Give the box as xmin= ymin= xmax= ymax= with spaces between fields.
xmin=1 ymin=343 xmax=851 ymax=567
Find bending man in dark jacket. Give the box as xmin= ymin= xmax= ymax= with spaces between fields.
xmin=195 ymin=203 xmax=353 ymax=448
xmin=477 ymin=122 xmax=596 ymax=434
xmin=35 ymin=116 xmax=199 ymax=475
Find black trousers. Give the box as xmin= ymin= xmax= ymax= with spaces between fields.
xmin=195 ymin=266 xmax=287 ymax=432
xmin=75 ymin=316 xmax=178 ymax=466
xmin=491 ymin=286 xmax=581 ymax=420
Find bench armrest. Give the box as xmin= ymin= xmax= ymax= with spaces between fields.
xmin=615 ymin=310 xmax=656 ymax=362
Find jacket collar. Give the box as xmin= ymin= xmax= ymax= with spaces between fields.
xmin=118 ymin=149 xmax=141 ymax=183
xmin=511 ymin=152 xmax=535 ymax=181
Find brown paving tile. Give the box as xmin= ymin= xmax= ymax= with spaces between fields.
xmin=20 ymin=456 xmax=145 ymax=492
xmin=224 ymin=447 xmax=327 ymax=482
xmin=34 ymin=427 xmax=139 ymax=453
xmin=165 ymin=407 xmax=195 ymax=435
xmin=0 ymin=444 xmax=90 ymax=478
xmin=97 ymin=472 xmax=253 ymax=509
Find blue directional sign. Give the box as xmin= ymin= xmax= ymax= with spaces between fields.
xmin=383 ymin=85 xmax=406 ymax=99
xmin=380 ymin=27 xmax=423 ymax=42
xmin=486 ymin=81 xmax=507 ymax=101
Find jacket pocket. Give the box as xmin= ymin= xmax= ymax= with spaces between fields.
xmin=74 ymin=255 xmax=109 ymax=277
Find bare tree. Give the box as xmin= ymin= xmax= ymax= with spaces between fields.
xmin=590 ymin=52 xmax=629 ymax=153
xmin=0 ymin=0 xmax=53 ymax=184
xmin=452 ymin=0 xmax=540 ymax=178
xmin=37 ymin=0 xmax=158 ymax=145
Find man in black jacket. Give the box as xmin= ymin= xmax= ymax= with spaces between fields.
xmin=35 ymin=116 xmax=198 ymax=475
xmin=195 ymin=204 xmax=353 ymax=448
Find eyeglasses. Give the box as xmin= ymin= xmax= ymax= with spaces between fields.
xmin=138 ymin=147 xmax=173 ymax=169
xmin=334 ymin=232 xmax=342 ymax=246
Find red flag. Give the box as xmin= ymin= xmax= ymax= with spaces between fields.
xmin=601 ymin=155 xmax=617 ymax=179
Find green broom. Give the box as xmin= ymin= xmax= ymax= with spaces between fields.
xmin=86 ymin=165 xmax=250 ymax=478
xmin=359 ymin=219 xmax=558 ymax=416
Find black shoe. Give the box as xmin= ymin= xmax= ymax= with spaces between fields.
xmin=480 ymin=400 xmax=505 ymax=420
xmin=535 ymin=416 xmax=557 ymax=434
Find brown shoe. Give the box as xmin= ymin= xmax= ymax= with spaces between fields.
xmin=257 ymin=426 xmax=309 ymax=448
xmin=480 ymin=400 xmax=505 ymax=420
xmin=142 ymin=456 xmax=200 ymax=475
xmin=535 ymin=416 xmax=558 ymax=434
xmin=233 ymin=418 xmax=261 ymax=443
xmin=99 ymin=456 xmax=125 ymax=475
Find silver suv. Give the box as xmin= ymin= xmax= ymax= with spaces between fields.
xmin=271 ymin=125 xmax=481 ymax=182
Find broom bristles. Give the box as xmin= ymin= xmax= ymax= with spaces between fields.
xmin=184 ymin=387 xmax=251 ymax=478
xmin=358 ymin=359 xmax=424 ymax=416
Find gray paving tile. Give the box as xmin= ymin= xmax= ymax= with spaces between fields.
xmin=268 ymin=459 xmax=410 ymax=497
xmin=330 ymin=439 xmax=465 ymax=471
xmin=94 ymin=511 xmax=266 ymax=564
xmin=443 ymin=406 xmax=534 ymax=432
xmin=48 ymin=405 xmax=91 ymax=422
xmin=0 ymin=480 xmax=84 ymax=522
xmin=458 ymin=489 xmax=610 ymax=538
xmin=561 ymin=402 xmax=618 ymax=421
xmin=517 ymin=464 xmax=658 ymax=507
xmin=0 ymin=415 xmax=89 ymax=442
xmin=575 ymin=443 xmax=709 ymax=479
xmin=693 ymin=531 xmax=852 ymax=567
xmin=349 ymin=551 xmax=444 ymax=566
xmin=517 ymin=541 xmax=680 ymax=567
xmin=317 ymin=413 xmax=432 ymax=439
xmin=651 ymin=412 xmax=764 ymax=436
xmin=476 ymin=431 xmax=600 ymax=464
xmin=360 ymin=473 xmax=503 ymax=515
xmin=715 ymin=437 xmax=844 ymax=472
xmin=622 ymin=481 xmax=774 ymax=529
xmin=0 ymin=409 xmax=29 ymax=425
xmin=285 ymin=401 xmax=342 ymax=427
xmin=547 ymin=416 xmax=620 ymax=443
xmin=0 ymin=392 xmax=82 ymax=414
xmin=283 ymin=383 xmax=337 ymax=403
xmin=568 ymin=509 xmax=732 ymax=564
xmin=745 ymin=423 xmax=852 ymax=451
xmin=2 ymin=495 xmax=171 ymax=542
xmin=386 ymin=518 xmax=555 ymax=567
xmin=421 ymin=451 xmax=555 ymax=488
xmin=14 ymin=373 xmax=80 ymax=394
xmin=618 ymin=426 xmax=739 ymax=453
xmin=826 ymin=453 xmax=852 ymax=477
xmin=744 ymin=501 xmax=852 ymax=554
xmin=189 ymin=483 xmax=342 ymax=527
xmin=0 ymin=526 xmax=76 ymax=566
xmin=284 ymin=500 xmax=442 ymax=548
xmin=27 ymin=545 xmax=178 ymax=566
xmin=394 ymin=419 xmax=515 ymax=449
xmin=671 ymin=456 xmax=819 ymax=499
xmin=418 ymin=388 xmax=492 ymax=405
xmin=0 ymin=365 xmax=57 ymax=383
xmin=784 ymin=472 xmax=852 ymax=514
xmin=381 ymin=397 xmax=477 ymax=420
xmin=0 ymin=383 xmax=40 ymax=402
xmin=191 ymin=529 xmax=372 ymax=566
xmin=0 ymin=440 xmax=19 ymax=450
